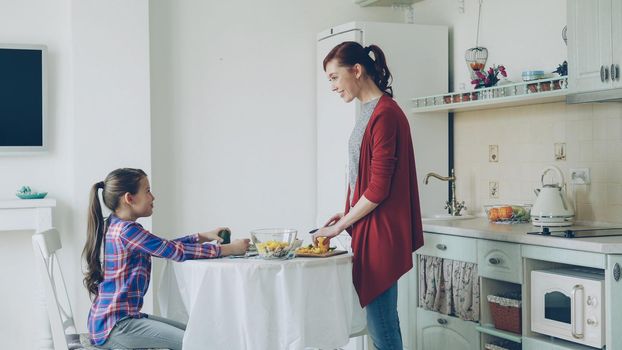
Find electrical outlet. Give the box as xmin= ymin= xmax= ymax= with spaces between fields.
xmin=570 ymin=168 xmax=591 ymax=184
xmin=555 ymin=142 xmax=566 ymax=161
xmin=489 ymin=145 xmax=499 ymax=162
xmin=489 ymin=181 xmax=499 ymax=199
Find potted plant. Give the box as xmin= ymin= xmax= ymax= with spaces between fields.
xmin=471 ymin=65 xmax=507 ymax=89
xmin=552 ymin=61 xmax=568 ymax=90
xmin=553 ymin=61 xmax=568 ymax=76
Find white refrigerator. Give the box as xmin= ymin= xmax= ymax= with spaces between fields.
xmin=316 ymin=21 xmax=449 ymax=350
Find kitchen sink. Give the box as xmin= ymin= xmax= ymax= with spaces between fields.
xmin=422 ymin=214 xmax=476 ymax=222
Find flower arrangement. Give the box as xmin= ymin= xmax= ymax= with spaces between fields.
xmin=471 ymin=65 xmax=507 ymax=89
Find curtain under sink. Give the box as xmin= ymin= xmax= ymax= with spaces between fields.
xmin=418 ymin=255 xmax=480 ymax=322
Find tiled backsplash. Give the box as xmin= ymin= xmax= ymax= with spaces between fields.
xmin=454 ymin=102 xmax=622 ymax=224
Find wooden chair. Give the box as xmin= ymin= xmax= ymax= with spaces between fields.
xmin=32 ymin=228 xmax=165 ymax=350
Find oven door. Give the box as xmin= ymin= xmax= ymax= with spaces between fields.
xmin=531 ymin=270 xmax=604 ymax=348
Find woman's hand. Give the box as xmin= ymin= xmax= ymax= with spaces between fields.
xmin=198 ymin=227 xmax=229 ymax=244
xmin=324 ymin=212 xmax=344 ymax=227
xmin=219 ymin=239 xmax=251 ymax=256
xmin=312 ymin=212 xmax=344 ymax=244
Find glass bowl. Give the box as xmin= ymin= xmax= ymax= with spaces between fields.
xmin=483 ymin=204 xmax=532 ymax=223
xmin=250 ymin=228 xmax=297 ymax=259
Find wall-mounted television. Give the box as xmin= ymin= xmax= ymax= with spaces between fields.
xmin=0 ymin=44 xmax=47 ymax=152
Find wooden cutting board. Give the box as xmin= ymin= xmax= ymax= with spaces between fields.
xmin=295 ymin=249 xmax=348 ymax=258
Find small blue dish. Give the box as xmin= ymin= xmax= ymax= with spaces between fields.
xmin=16 ymin=192 xmax=48 ymax=199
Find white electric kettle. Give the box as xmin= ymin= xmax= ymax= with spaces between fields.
xmin=531 ymin=165 xmax=575 ymax=226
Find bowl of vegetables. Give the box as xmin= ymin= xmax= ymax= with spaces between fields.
xmin=250 ymin=228 xmax=297 ymax=259
xmin=484 ymin=204 xmax=531 ymax=223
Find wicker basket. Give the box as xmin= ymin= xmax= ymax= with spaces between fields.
xmin=487 ymin=294 xmax=522 ymax=334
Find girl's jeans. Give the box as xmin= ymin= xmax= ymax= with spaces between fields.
xmin=98 ymin=314 xmax=186 ymax=350
xmin=366 ymin=282 xmax=403 ymax=350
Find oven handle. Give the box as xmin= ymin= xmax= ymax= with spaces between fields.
xmin=572 ymin=284 xmax=585 ymax=339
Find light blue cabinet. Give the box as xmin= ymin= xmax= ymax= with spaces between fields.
xmin=418 ymin=228 xmax=620 ymax=350
xmin=416 ymin=308 xmax=479 ymax=350
xmin=605 ymin=255 xmax=622 ymax=350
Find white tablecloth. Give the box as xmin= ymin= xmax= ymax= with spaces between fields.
xmin=158 ymin=254 xmax=366 ymax=350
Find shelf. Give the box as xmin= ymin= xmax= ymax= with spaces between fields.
xmin=0 ymin=198 xmax=56 ymax=209
xmin=411 ymin=76 xmax=569 ymax=113
xmin=355 ymin=0 xmax=422 ymax=6
xmin=477 ymin=324 xmax=522 ymax=343
xmin=523 ymin=334 xmax=598 ymax=350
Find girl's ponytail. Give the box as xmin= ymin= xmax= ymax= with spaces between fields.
xmin=82 ymin=168 xmax=147 ymax=297
xmin=83 ymin=181 xmax=105 ymax=297
xmin=367 ymin=45 xmax=393 ymax=97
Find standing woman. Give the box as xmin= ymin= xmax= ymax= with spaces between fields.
xmin=313 ymin=42 xmax=423 ymax=350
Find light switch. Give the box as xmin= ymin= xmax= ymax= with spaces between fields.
xmin=489 ymin=145 xmax=499 ymax=162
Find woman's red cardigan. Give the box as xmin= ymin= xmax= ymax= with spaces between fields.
xmin=345 ymin=94 xmax=424 ymax=307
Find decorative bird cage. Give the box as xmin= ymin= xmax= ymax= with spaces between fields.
xmin=466 ymin=47 xmax=488 ymax=80
xmin=466 ymin=0 xmax=488 ymax=80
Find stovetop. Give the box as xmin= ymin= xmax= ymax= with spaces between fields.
xmin=527 ymin=227 xmax=622 ymax=238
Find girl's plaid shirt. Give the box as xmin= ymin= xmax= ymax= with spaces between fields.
xmin=87 ymin=214 xmax=220 ymax=345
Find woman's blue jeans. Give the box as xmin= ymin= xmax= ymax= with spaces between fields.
xmin=366 ymin=282 xmax=403 ymax=350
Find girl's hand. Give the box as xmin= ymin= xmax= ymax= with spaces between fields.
xmin=198 ymin=227 xmax=229 ymax=244
xmin=220 ymin=239 xmax=251 ymax=256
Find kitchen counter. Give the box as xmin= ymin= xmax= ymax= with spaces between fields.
xmin=423 ymin=217 xmax=622 ymax=254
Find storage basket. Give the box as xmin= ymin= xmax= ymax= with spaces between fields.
xmin=487 ymin=294 xmax=522 ymax=334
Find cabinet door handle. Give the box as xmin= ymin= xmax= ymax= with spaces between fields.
xmin=605 ymin=66 xmax=610 ymax=81
xmin=435 ymin=243 xmax=447 ymax=251
xmin=601 ymin=65 xmax=605 ymax=82
xmin=488 ymin=257 xmax=501 ymax=265
xmin=437 ymin=318 xmax=448 ymax=325
xmin=612 ymin=64 xmax=617 ymax=81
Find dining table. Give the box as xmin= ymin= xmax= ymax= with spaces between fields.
xmin=157 ymin=253 xmax=366 ymax=350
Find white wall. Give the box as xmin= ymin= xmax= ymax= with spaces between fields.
xmin=0 ymin=1 xmax=152 ymax=348
xmin=454 ymin=102 xmax=622 ymax=224
xmin=0 ymin=1 xmax=73 ymax=348
xmin=414 ymin=0 xmax=567 ymax=92
xmin=71 ymin=0 xmax=153 ymax=331
xmin=149 ymin=3 xmax=402 ymax=242
xmin=413 ymin=0 xmax=622 ymax=225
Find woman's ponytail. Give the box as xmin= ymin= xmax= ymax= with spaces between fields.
xmin=83 ymin=181 xmax=105 ymax=298
xmin=367 ymin=45 xmax=393 ymax=97
xmin=323 ymin=41 xmax=394 ymax=97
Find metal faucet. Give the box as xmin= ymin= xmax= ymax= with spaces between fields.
xmin=424 ymin=169 xmax=466 ymax=216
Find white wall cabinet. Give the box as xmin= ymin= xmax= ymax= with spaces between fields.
xmin=568 ymin=0 xmax=622 ymax=93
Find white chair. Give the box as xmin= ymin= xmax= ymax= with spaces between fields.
xmin=32 ymin=228 xmax=88 ymax=349
xmin=32 ymin=228 xmax=165 ymax=350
